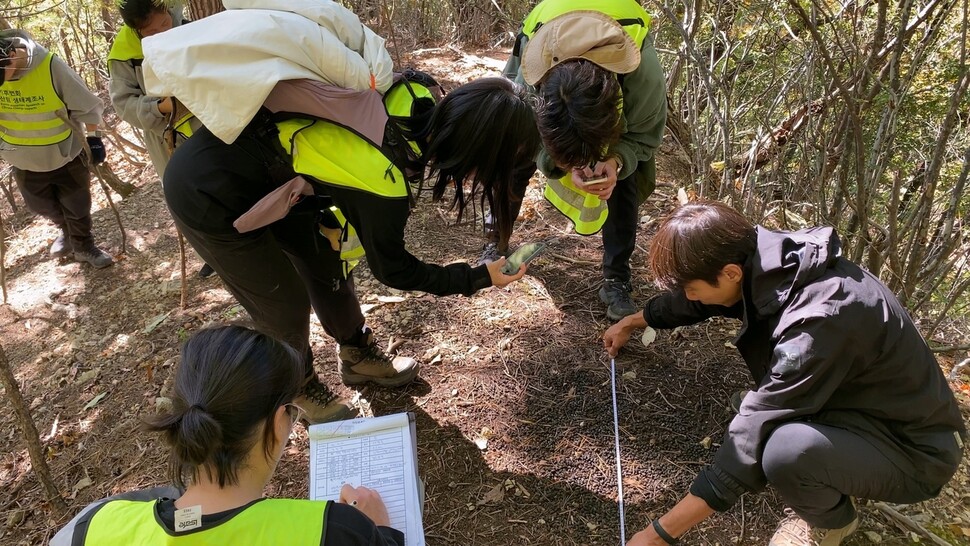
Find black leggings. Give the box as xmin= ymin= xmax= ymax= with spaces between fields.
xmin=164 ymin=126 xmax=365 ymax=376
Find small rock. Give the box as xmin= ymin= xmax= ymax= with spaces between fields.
xmin=864 ymin=531 xmax=882 ymax=543
xmin=77 ymin=369 xmax=99 ymax=384
xmin=5 ymin=509 xmax=26 ymax=528
xmin=155 ymin=396 xmax=173 ymax=413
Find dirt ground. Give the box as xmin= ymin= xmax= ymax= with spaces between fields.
xmin=1 ymin=48 xmax=969 ymax=546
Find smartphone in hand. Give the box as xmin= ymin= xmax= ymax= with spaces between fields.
xmin=577 ymin=175 xmax=608 ymax=187
xmin=501 ymin=242 xmax=547 ymax=275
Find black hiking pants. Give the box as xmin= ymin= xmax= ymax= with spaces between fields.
xmin=13 ymin=154 xmax=97 ymax=250
xmin=163 ymin=125 xmax=365 ymax=377
xmin=763 ymin=422 xmax=955 ymax=529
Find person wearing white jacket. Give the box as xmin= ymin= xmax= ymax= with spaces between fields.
xmin=143 ymin=0 xmax=541 ymax=424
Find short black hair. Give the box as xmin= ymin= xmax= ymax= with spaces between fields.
xmin=536 ymin=60 xmax=622 ymax=169
xmin=419 ymin=77 xmax=540 ymax=246
xmin=143 ymin=325 xmax=304 ymax=488
xmin=649 ymin=200 xmax=757 ymax=290
xmin=117 ymin=0 xmax=168 ymax=28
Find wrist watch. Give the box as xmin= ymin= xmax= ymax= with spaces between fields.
xmin=612 ymin=155 xmax=624 ymax=175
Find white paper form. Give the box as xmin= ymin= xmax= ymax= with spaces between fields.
xmin=308 ymin=413 xmax=423 ymax=545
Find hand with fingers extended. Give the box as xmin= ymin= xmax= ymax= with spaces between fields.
xmin=339 ymin=484 xmax=391 ymax=527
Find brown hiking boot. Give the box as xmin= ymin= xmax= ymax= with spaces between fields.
xmin=338 ymin=329 xmax=420 ymax=387
xmin=768 ymin=506 xmax=859 ymax=546
xmin=293 ymin=377 xmax=355 ymax=425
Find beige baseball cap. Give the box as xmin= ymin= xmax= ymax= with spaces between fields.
xmin=522 ymin=10 xmax=641 ymax=86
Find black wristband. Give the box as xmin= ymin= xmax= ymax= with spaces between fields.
xmin=652 ymin=518 xmax=678 ymax=545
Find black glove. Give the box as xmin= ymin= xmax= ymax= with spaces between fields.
xmin=86 ymin=136 xmax=106 ymax=165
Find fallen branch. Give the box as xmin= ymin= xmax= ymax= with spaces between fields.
xmin=0 ymin=202 xmax=7 ymax=304
xmin=90 ymin=166 xmax=128 ymax=255
xmin=872 ymin=502 xmax=951 ymax=546
xmin=546 ymin=252 xmax=598 ymax=266
xmin=177 ymin=229 xmax=188 ymax=310
xmin=1 ymin=166 xmax=17 ymax=211
xmin=932 ymin=343 xmax=970 ymax=353
xmin=0 ymin=343 xmax=67 ymax=514
xmin=949 ymin=358 xmax=970 ymax=380
xmin=91 ymin=163 xmax=136 ymax=199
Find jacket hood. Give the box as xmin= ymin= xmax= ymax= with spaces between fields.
xmin=0 ymin=30 xmax=47 ymax=80
xmin=748 ymin=226 xmax=842 ymax=316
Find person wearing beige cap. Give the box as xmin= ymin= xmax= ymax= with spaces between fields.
xmin=492 ymin=0 xmax=667 ymax=322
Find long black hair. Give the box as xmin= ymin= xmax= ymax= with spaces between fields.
xmin=417 ymin=78 xmax=540 ymax=247
xmin=143 ymin=325 xmax=304 ymax=488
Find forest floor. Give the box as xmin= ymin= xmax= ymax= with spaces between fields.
xmin=1 ymin=48 xmax=969 ymax=546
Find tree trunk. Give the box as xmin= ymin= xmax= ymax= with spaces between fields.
xmin=0 ymin=344 xmax=67 ymax=514
xmin=188 ymin=0 xmax=225 ymax=20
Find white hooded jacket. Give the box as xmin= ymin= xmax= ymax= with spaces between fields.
xmin=141 ymin=0 xmax=393 ymax=143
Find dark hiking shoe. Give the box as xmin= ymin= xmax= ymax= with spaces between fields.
xmin=477 ymin=242 xmax=506 ymax=266
xmin=768 ymin=504 xmax=859 ymax=546
xmin=50 ymin=233 xmax=72 ymax=258
xmin=599 ymin=278 xmax=636 ymax=321
xmin=294 ymin=377 xmax=354 ymax=425
xmin=338 ymin=329 xmax=420 ymax=387
xmin=729 ymin=389 xmax=751 ymax=414
xmin=198 ymin=263 xmax=217 ymax=279
xmin=74 ymin=246 xmax=114 ymax=269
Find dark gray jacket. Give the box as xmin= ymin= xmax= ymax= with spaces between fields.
xmin=643 ymin=226 xmax=966 ymax=511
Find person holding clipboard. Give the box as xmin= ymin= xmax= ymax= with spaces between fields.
xmin=52 ymin=325 xmax=403 ymax=546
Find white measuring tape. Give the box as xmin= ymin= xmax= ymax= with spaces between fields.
xmin=610 ymin=357 xmax=626 ymax=545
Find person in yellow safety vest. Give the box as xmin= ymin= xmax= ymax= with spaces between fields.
xmin=496 ymin=0 xmax=668 ymax=322
xmin=0 ymin=31 xmax=114 ymax=268
xmin=109 ymin=0 xmax=211 ymax=277
xmin=162 ymin=74 xmax=539 ymax=424
xmin=51 ymin=325 xmax=405 ymax=546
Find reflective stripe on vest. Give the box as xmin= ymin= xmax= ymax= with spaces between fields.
xmin=107 ymin=25 xmax=144 ymax=65
xmin=543 ymin=174 xmax=608 ymax=235
xmin=82 ymin=498 xmax=328 ymax=545
xmin=0 ymin=53 xmax=72 ymax=147
xmin=522 ymin=0 xmax=651 ymax=48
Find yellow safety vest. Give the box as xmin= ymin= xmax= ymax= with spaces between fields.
xmin=0 ymin=52 xmax=72 ymax=147
xmin=106 ymin=25 xmax=143 ymax=64
xmin=81 ymin=498 xmax=328 ymax=545
xmin=275 ymin=78 xmax=436 ymax=276
xmin=523 ymin=0 xmax=651 ymax=235
xmin=522 ymin=0 xmax=651 ymax=43
xmin=108 ymin=25 xmax=194 ymax=139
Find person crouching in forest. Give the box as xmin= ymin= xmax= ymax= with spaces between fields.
xmin=141 ymin=1 xmax=540 ymax=424
xmin=603 ymin=201 xmax=965 ymax=546
xmin=51 ymin=324 xmax=403 ymax=545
